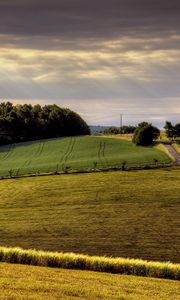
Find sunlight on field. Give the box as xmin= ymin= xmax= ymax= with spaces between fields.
xmin=0 ymin=168 xmax=179 ymax=262
xmin=0 ymin=136 xmax=172 ymax=178
xmin=0 ymin=263 xmax=179 ymax=300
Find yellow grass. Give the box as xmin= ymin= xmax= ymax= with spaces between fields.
xmin=1 ymin=262 xmax=179 ymax=300
xmin=172 ymin=143 xmax=180 ymax=155
xmin=155 ymin=143 xmax=176 ymax=161
xmin=0 ymin=246 xmax=179 ymax=280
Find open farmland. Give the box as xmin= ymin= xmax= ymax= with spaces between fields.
xmin=0 ymin=168 xmax=179 ymax=262
xmin=1 ymin=263 xmax=179 ymax=300
xmin=0 ymin=136 xmax=172 ymax=178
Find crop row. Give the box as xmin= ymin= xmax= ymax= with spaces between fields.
xmin=0 ymin=246 xmax=179 ymax=280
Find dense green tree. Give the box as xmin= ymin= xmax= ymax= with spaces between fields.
xmin=133 ymin=123 xmax=160 ymax=146
xmin=164 ymin=121 xmax=180 ymax=138
xmin=164 ymin=121 xmax=174 ymax=138
xmin=174 ymin=123 xmax=180 ymax=137
xmin=0 ymin=102 xmax=90 ymax=145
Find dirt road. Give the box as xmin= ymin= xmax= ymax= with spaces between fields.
xmin=163 ymin=143 xmax=180 ymax=165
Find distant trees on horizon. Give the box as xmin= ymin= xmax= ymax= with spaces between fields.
xmin=164 ymin=121 xmax=180 ymax=139
xmin=103 ymin=125 xmax=136 ymax=135
xmin=103 ymin=121 xmax=180 ymax=144
xmin=0 ymin=102 xmax=90 ymax=146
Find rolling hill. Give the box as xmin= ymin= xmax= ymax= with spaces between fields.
xmin=0 ymin=168 xmax=179 ymax=262
xmin=0 ymin=136 xmax=172 ymax=178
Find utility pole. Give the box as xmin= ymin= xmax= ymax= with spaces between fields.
xmin=120 ymin=113 xmax=123 ymax=134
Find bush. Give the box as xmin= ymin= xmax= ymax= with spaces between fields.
xmin=133 ymin=123 xmax=160 ymax=146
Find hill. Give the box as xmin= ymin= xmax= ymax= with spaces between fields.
xmin=0 ymin=136 xmax=172 ymax=178
xmin=0 ymin=168 xmax=179 ymax=262
xmin=89 ymin=125 xmax=110 ymax=134
xmin=0 ymin=262 xmax=179 ymax=300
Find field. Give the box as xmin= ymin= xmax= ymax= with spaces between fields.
xmin=0 ymin=263 xmax=180 ymax=300
xmin=0 ymin=136 xmax=172 ymax=178
xmin=173 ymin=143 xmax=180 ymax=155
xmin=0 ymin=168 xmax=179 ymax=262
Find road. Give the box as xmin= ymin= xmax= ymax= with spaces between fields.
xmin=162 ymin=143 xmax=180 ymax=166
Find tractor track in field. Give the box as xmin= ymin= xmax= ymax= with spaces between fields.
xmin=33 ymin=141 xmax=45 ymax=158
xmin=60 ymin=138 xmax=72 ymax=163
xmin=1 ymin=144 xmax=15 ymax=161
xmin=98 ymin=141 xmax=108 ymax=168
xmin=22 ymin=142 xmax=45 ymax=168
xmin=22 ymin=159 xmax=32 ymax=167
xmin=37 ymin=141 xmax=45 ymax=157
xmin=98 ymin=142 xmax=103 ymax=167
xmin=61 ymin=137 xmax=76 ymax=170
xmin=20 ymin=142 xmax=46 ymax=173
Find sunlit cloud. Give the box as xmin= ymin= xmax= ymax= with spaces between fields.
xmin=1 ymin=46 xmax=180 ymax=84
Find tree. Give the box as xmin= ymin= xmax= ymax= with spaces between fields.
xmin=133 ymin=123 xmax=160 ymax=146
xmin=174 ymin=123 xmax=180 ymax=137
xmin=164 ymin=121 xmax=180 ymax=139
xmin=0 ymin=101 xmax=90 ymax=145
xmin=103 ymin=125 xmax=136 ymax=135
xmin=164 ymin=121 xmax=175 ymax=138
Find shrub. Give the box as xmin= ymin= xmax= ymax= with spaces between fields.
xmin=133 ymin=123 xmax=160 ymax=146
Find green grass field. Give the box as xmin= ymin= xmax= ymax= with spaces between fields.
xmin=0 ymin=262 xmax=179 ymax=300
xmin=0 ymin=136 xmax=172 ymax=178
xmin=0 ymin=168 xmax=179 ymax=263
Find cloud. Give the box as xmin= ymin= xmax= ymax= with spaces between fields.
xmin=0 ymin=0 xmax=180 ymax=126
xmin=0 ymin=0 xmax=180 ymax=46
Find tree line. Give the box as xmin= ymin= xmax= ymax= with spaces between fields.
xmin=103 ymin=121 xmax=180 ymax=146
xmin=103 ymin=125 xmax=136 ymax=135
xmin=0 ymin=102 xmax=90 ymax=145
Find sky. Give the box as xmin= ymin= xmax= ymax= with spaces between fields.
xmin=0 ymin=0 xmax=180 ymax=127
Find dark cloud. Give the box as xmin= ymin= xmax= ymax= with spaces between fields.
xmin=0 ymin=0 xmax=180 ymax=41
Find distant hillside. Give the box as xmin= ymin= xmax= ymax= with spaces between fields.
xmin=89 ymin=125 xmax=110 ymax=134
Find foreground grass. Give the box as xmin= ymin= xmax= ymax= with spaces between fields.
xmin=0 ymin=263 xmax=179 ymax=300
xmin=0 ymin=246 xmax=179 ymax=280
xmin=0 ymin=168 xmax=179 ymax=262
xmin=0 ymin=136 xmax=172 ymax=178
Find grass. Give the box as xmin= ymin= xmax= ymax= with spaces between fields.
xmin=1 ymin=263 xmax=179 ymax=300
xmin=172 ymin=143 xmax=180 ymax=155
xmin=101 ymin=133 xmax=133 ymax=141
xmin=0 ymin=136 xmax=172 ymax=178
xmin=0 ymin=246 xmax=179 ymax=280
xmin=155 ymin=143 xmax=176 ymax=161
xmin=0 ymin=168 xmax=179 ymax=263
